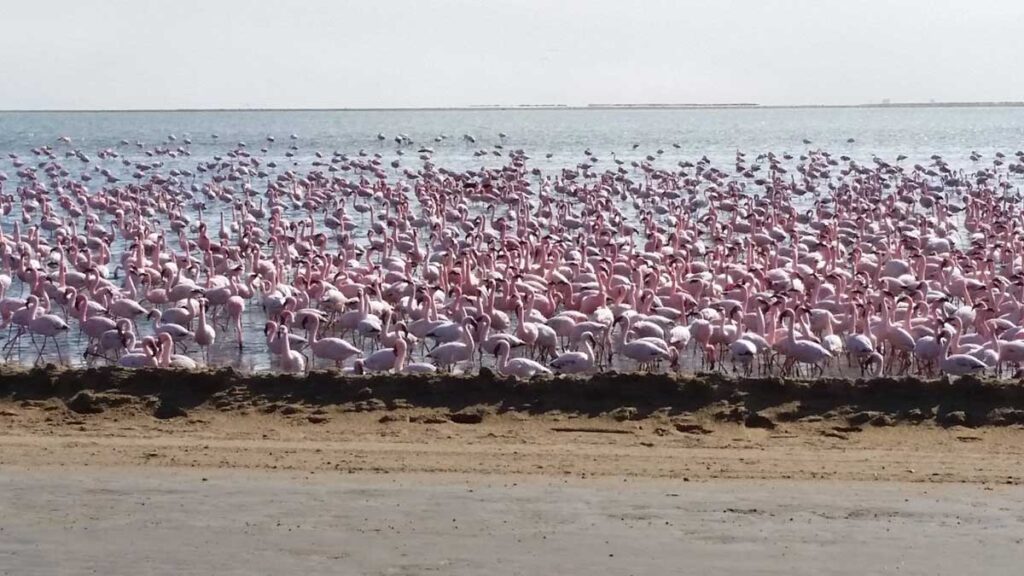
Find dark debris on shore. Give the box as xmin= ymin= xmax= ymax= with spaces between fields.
xmin=3 ymin=366 xmax=1024 ymax=429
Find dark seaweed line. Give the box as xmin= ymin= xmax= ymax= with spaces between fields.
xmin=3 ymin=366 xmax=1024 ymax=426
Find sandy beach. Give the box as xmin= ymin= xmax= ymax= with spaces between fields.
xmin=2 ymin=467 xmax=1023 ymax=575
xmin=3 ymin=371 xmax=1024 ymax=574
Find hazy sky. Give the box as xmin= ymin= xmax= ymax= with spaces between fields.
xmin=1 ymin=0 xmax=1021 ymax=109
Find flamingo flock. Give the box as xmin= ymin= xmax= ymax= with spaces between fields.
xmin=0 ymin=130 xmax=1023 ymax=381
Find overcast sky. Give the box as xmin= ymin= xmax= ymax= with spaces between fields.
xmin=1 ymin=0 xmax=1021 ymax=110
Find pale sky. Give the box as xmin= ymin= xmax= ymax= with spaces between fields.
xmin=1 ymin=0 xmax=1021 ymax=110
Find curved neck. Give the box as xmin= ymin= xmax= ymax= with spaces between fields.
xmin=309 ymin=318 xmax=321 ymax=343
xmin=583 ymin=338 xmax=595 ymax=363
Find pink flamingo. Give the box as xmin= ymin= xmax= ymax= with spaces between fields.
xmin=157 ymin=333 xmax=198 ymax=369
xmin=225 ymin=294 xmax=245 ymax=350
xmin=24 ymin=295 xmax=70 ymax=364
xmin=304 ymin=314 xmax=361 ymax=369
xmin=194 ymin=298 xmax=216 ymax=363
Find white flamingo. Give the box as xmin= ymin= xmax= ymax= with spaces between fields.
xmin=550 ymin=332 xmax=597 ymax=374
xmin=277 ymin=325 xmax=306 ymax=373
xmin=494 ymin=340 xmax=552 ymax=379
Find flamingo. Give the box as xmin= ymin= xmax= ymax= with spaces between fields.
xmin=549 ymin=332 xmax=597 ymax=374
xmin=119 ymin=335 xmax=159 ymax=368
xmin=777 ymin=309 xmax=833 ymax=377
xmin=147 ymin=309 xmax=193 ymax=349
xmin=727 ymin=339 xmax=758 ymax=376
xmin=25 ymin=295 xmax=70 ymax=364
xmin=304 ymin=314 xmax=362 ymax=369
xmin=225 ymin=294 xmax=245 ymax=350
xmin=614 ymin=315 xmax=676 ymax=371
xmin=89 ymin=320 xmax=131 ymax=363
xmin=427 ymin=317 xmax=476 ymax=372
xmin=265 ymin=319 xmax=307 ymax=356
xmin=157 ymin=333 xmax=198 ymax=369
xmin=494 ymin=340 xmax=552 ymax=380
xmin=0 ymin=130 xmax=1018 ymax=385
xmin=194 ymin=298 xmax=216 ymax=363
xmin=361 ymin=338 xmax=436 ymax=374
xmin=938 ymin=329 xmax=988 ymax=376
xmin=277 ymin=325 xmax=306 ymax=373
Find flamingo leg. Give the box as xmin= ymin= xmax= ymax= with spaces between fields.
xmin=34 ymin=336 xmax=47 ymax=365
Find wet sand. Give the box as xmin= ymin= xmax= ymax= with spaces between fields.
xmin=2 ymin=466 xmax=1022 ymax=576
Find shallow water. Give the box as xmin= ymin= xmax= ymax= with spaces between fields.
xmin=4 ymin=107 xmax=1024 ymax=169
xmin=0 ymin=106 xmax=1022 ymax=372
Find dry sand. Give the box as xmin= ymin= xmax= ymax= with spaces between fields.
xmin=4 ymin=369 xmax=1024 ymax=574
xmin=2 ymin=467 xmax=1023 ymax=576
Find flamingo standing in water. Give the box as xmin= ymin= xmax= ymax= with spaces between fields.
xmin=194 ymin=299 xmax=216 ymax=363
xmin=304 ymin=314 xmax=362 ymax=369
xmin=148 ymin=309 xmax=193 ymax=350
xmin=264 ymin=319 xmax=308 ymax=356
xmin=493 ymin=340 xmax=552 ymax=379
xmin=615 ymin=315 xmax=677 ymax=371
xmin=360 ymin=338 xmax=436 ymax=374
xmin=119 ymin=335 xmax=159 ymax=368
xmin=25 ymin=295 xmax=70 ymax=364
xmin=549 ymin=332 xmax=597 ymax=374
xmin=777 ymin=309 xmax=833 ymax=377
xmin=157 ymin=333 xmax=198 ymax=369
xmin=427 ymin=317 xmax=476 ymax=372
xmin=225 ymin=294 xmax=245 ymax=350
xmin=0 ymin=130 xmax=1020 ymax=385
xmin=937 ymin=329 xmax=987 ymax=376
xmin=277 ymin=325 xmax=306 ymax=373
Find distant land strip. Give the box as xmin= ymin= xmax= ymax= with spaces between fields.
xmin=2 ymin=101 xmax=1024 ymax=113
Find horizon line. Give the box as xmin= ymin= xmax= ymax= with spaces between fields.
xmin=2 ymin=101 xmax=1024 ymax=113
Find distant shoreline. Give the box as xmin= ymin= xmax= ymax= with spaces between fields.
xmin=2 ymin=101 xmax=1024 ymax=113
